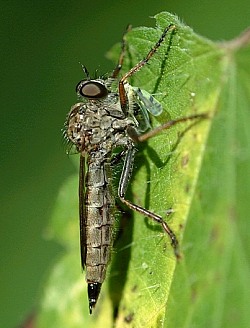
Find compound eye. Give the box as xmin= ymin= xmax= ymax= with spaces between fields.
xmin=76 ymin=80 xmax=108 ymax=99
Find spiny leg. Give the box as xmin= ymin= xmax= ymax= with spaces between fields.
xmin=138 ymin=112 xmax=209 ymax=142
xmin=111 ymin=25 xmax=132 ymax=79
xmin=118 ymin=147 xmax=180 ymax=258
xmin=119 ymin=113 xmax=209 ymax=257
xmin=111 ymin=149 xmax=127 ymax=166
xmin=124 ymin=113 xmax=209 ymax=148
xmin=118 ymin=24 xmax=176 ymax=112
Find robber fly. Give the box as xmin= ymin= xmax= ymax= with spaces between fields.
xmin=64 ymin=24 xmax=206 ymax=314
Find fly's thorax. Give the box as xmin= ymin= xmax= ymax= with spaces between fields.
xmin=65 ymin=92 xmax=136 ymax=153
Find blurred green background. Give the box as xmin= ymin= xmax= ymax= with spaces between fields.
xmin=0 ymin=1 xmax=249 ymax=327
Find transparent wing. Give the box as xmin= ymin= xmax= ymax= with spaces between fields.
xmin=79 ymin=155 xmax=87 ymax=270
xmin=131 ymin=86 xmax=163 ymax=132
xmin=132 ymin=87 xmax=163 ymax=116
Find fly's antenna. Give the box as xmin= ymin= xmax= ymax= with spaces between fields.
xmin=80 ymin=63 xmax=90 ymax=79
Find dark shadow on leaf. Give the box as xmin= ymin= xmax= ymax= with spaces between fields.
xmin=108 ymin=116 xmax=206 ymax=321
xmin=142 ymin=117 xmax=207 ymax=233
xmin=152 ymin=27 xmax=177 ymax=95
xmin=108 ymin=207 xmax=134 ymax=321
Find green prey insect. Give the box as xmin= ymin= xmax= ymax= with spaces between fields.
xmin=64 ymin=24 xmax=207 ymax=314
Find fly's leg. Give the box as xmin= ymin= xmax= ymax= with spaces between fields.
xmin=137 ymin=113 xmax=209 ymax=143
xmin=111 ymin=25 xmax=132 ymax=79
xmin=125 ymin=113 xmax=209 ymax=148
xmin=118 ymin=147 xmax=180 ymax=258
xmin=119 ymin=112 xmax=209 ymax=258
xmin=118 ymin=24 xmax=176 ymax=112
xmin=111 ymin=149 xmax=127 ymax=166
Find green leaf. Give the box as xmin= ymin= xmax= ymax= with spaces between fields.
xmin=37 ymin=12 xmax=250 ymax=328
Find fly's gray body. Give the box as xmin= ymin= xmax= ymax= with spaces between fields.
xmin=66 ymin=78 xmax=138 ymax=313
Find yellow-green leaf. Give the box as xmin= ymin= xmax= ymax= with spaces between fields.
xmin=37 ymin=12 xmax=250 ymax=328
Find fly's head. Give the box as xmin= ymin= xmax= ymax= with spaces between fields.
xmin=64 ymin=78 xmax=112 ymax=154
xmin=64 ymin=76 xmax=135 ymax=155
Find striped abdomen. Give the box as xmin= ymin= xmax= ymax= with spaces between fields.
xmin=82 ymin=159 xmax=115 ymax=313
